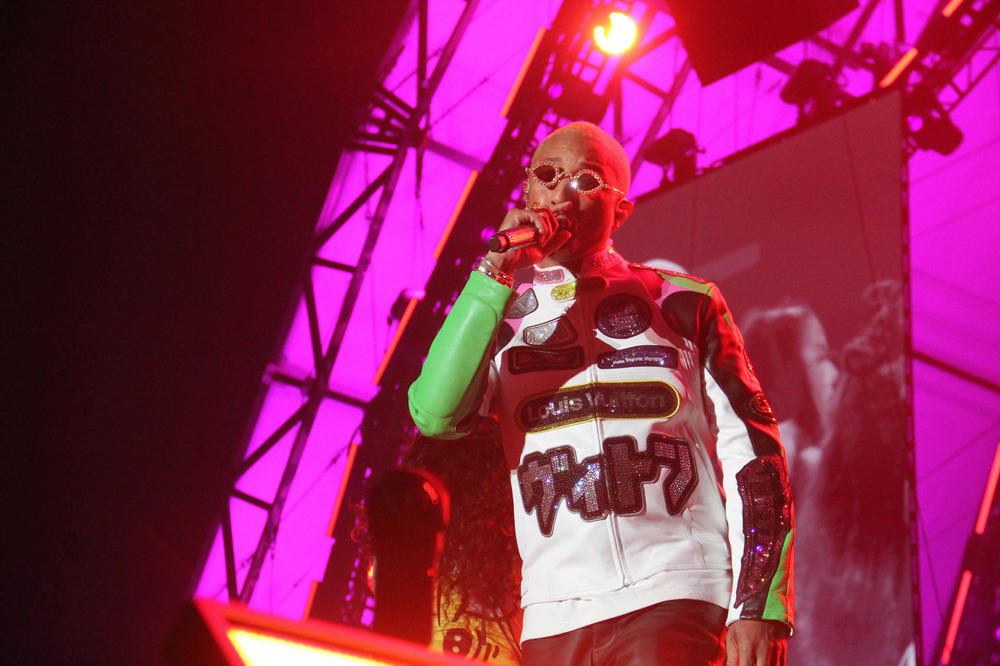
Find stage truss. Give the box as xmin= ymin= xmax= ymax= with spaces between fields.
xmin=193 ymin=0 xmax=999 ymax=659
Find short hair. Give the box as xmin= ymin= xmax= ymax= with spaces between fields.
xmin=540 ymin=121 xmax=631 ymax=194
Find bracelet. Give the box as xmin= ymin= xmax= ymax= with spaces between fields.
xmin=473 ymin=256 xmax=515 ymax=288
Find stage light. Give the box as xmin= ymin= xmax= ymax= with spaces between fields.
xmin=168 ymin=599 xmax=467 ymax=665
xmin=878 ymin=47 xmax=919 ymax=88
xmin=593 ymin=11 xmax=637 ymax=55
xmin=644 ymin=129 xmax=702 ymax=186
xmin=780 ymin=59 xmax=846 ymax=121
xmin=909 ymin=106 xmax=963 ymax=155
xmin=549 ymin=76 xmax=609 ymax=124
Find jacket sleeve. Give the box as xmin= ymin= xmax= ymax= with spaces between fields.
xmin=408 ymin=271 xmax=514 ymax=439
xmin=698 ymin=283 xmax=795 ymax=632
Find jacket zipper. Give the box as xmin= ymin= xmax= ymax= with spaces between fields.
xmin=578 ymin=275 xmax=632 ymax=587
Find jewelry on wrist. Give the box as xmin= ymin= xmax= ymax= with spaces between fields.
xmin=474 ymin=256 xmax=514 ymax=288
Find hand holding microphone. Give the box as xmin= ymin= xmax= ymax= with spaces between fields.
xmin=487 ymin=225 xmax=538 ymax=252
xmin=485 ymin=201 xmax=573 ymax=275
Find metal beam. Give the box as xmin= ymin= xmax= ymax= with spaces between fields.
xmin=235 ymin=0 xmax=483 ymax=606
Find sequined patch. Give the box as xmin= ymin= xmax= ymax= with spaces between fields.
xmin=595 ymin=294 xmax=652 ymax=339
xmin=551 ymin=281 xmax=577 ymax=301
xmin=508 ymin=346 xmax=583 ymax=374
xmin=604 ymin=434 xmax=698 ymax=515
xmin=505 ymin=288 xmax=538 ymax=319
xmin=517 ymin=434 xmax=698 ymax=537
xmin=523 ymin=316 xmax=577 ymax=347
xmin=535 ymin=268 xmax=564 ymax=284
xmin=516 ymin=381 xmax=679 ymax=432
xmin=503 ymin=289 xmax=538 ymax=319
xmin=518 ymin=446 xmax=607 ymax=536
xmin=747 ymin=391 xmax=777 ymax=424
xmin=734 ymin=455 xmax=793 ymax=608
xmin=597 ymin=345 xmax=679 ymax=370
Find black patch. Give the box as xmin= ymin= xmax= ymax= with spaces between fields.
xmin=517 ymin=381 xmax=679 ymax=432
xmin=598 ymin=345 xmax=679 ymax=370
xmin=496 ymin=321 xmax=516 ymax=350
xmin=735 ymin=455 xmax=793 ymax=610
xmin=660 ymin=291 xmax=706 ymax=342
xmin=523 ymin=316 xmax=577 ymax=347
xmin=595 ymin=293 xmax=652 ymax=339
xmin=508 ymin=346 xmax=584 ymax=374
xmin=517 ymin=434 xmax=698 ymax=536
xmin=747 ymin=391 xmax=777 ymax=424
xmin=505 ymin=288 xmax=538 ymax=319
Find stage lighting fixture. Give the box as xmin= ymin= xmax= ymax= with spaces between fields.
xmin=779 ymin=59 xmax=845 ymax=121
xmin=168 ymin=599 xmax=467 ymax=665
xmin=593 ymin=11 xmax=637 ymax=55
xmin=645 ymin=129 xmax=701 ymax=186
xmin=549 ymin=76 xmax=609 ymax=124
xmin=910 ymin=106 xmax=963 ymax=155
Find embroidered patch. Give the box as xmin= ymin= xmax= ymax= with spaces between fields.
xmin=516 ymin=381 xmax=680 ymax=432
xmin=595 ymin=293 xmax=652 ymax=339
xmin=508 ymin=346 xmax=584 ymax=374
xmin=597 ymin=345 xmax=679 ymax=370
xmin=505 ymin=288 xmax=538 ymax=319
xmin=551 ymin=281 xmax=577 ymax=301
xmin=535 ymin=268 xmax=564 ymax=284
xmin=523 ymin=316 xmax=577 ymax=347
xmin=734 ymin=455 xmax=792 ymax=608
xmin=747 ymin=391 xmax=777 ymax=424
xmin=517 ymin=435 xmax=698 ymax=536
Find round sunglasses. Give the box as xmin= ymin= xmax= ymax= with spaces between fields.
xmin=525 ymin=161 xmax=629 ymax=199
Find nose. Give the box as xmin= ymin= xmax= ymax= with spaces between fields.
xmin=545 ymin=177 xmax=578 ymax=207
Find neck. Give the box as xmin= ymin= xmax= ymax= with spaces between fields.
xmin=539 ymin=242 xmax=614 ymax=270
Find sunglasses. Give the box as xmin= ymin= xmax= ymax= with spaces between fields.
xmin=525 ymin=161 xmax=629 ymax=199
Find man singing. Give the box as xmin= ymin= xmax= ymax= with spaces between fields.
xmin=408 ymin=121 xmax=793 ymax=666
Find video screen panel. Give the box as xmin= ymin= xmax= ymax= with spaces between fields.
xmin=617 ymin=91 xmax=912 ymax=665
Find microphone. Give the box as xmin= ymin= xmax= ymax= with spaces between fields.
xmin=488 ymin=225 xmax=537 ymax=253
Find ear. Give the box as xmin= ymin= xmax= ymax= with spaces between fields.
xmin=613 ymin=198 xmax=634 ymax=230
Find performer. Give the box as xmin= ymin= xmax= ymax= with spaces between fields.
xmin=408 ymin=121 xmax=793 ymax=666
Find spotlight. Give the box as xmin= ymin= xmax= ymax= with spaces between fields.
xmin=645 ymin=129 xmax=702 ymax=186
xmin=593 ymin=11 xmax=637 ymax=55
xmin=909 ymin=107 xmax=963 ymax=155
xmin=780 ymin=59 xmax=846 ymax=122
xmin=549 ymin=76 xmax=609 ymax=124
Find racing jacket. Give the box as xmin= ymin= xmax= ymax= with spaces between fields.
xmin=409 ymin=246 xmax=793 ymax=634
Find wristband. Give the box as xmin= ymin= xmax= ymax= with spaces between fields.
xmin=473 ymin=256 xmax=515 ymax=289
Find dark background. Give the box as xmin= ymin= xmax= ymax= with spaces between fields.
xmin=5 ymin=2 xmax=406 ymax=663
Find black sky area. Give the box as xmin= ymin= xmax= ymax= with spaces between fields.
xmin=6 ymin=2 xmax=407 ymax=663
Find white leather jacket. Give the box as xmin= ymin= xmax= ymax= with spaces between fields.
xmin=409 ymin=247 xmax=793 ymax=631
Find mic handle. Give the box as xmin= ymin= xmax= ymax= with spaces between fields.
xmin=488 ymin=225 xmax=537 ymax=253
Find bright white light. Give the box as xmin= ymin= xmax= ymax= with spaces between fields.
xmin=228 ymin=628 xmax=389 ymax=666
xmin=593 ymin=11 xmax=637 ymax=55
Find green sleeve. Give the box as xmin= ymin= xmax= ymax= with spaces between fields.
xmin=408 ymin=271 xmax=514 ymax=438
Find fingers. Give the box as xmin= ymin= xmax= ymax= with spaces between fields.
xmin=725 ymin=632 xmax=738 ymax=666
xmin=727 ymin=630 xmax=786 ymax=666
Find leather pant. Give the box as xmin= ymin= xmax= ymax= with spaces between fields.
xmin=521 ymin=599 xmax=726 ymax=666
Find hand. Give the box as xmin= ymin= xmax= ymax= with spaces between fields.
xmin=485 ymin=201 xmax=574 ymax=274
xmin=725 ymin=619 xmax=788 ymax=666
